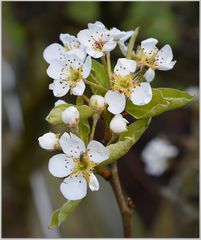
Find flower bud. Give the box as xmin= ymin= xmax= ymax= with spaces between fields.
xmin=110 ymin=114 xmax=128 ymax=134
xmin=38 ymin=132 xmax=59 ymax=150
xmin=89 ymin=95 xmax=106 ymax=112
xmin=54 ymin=100 xmax=66 ymax=106
xmin=61 ymin=106 xmax=80 ymax=127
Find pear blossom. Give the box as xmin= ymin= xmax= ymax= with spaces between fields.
xmin=105 ymin=58 xmax=152 ymax=114
xmin=43 ymin=33 xmax=86 ymax=64
xmin=77 ymin=23 xmax=116 ymax=58
xmin=48 ymin=133 xmax=109 ymax=200
xmin=110 ymin=114 xmax=128 ymax=134
xmin=137 ymin=38 xmax=176 ymax=82
xmin=62 ymin=106 xmax=80 ymax=127
xmin=89 ymin=95 xmax=106 ymax=112
xmin=47 ymin=55 xmax=91 ymax=97
xmin=78 ymin=21 xmax=134 ymax=58
xmin=141 ymin=137 xmax=179 ymax=176
xmin=38 ymin=132 xmax=59 ymax=150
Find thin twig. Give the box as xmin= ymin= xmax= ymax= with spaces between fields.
xmin=109 ymin=163 xmax=133 ymax=237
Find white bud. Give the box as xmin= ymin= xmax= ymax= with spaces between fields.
xmin=61 ymin=106 xmax=80 ymax=127
xmin=89 ymin=95 xmax=106 ymax=112
xmin=110 ymin=114 xmax=129 ymax=134
xmin=38 ymin=132 xmax=59 ymax=150
xmin=54 ymin=100 xmax=66 ymax=106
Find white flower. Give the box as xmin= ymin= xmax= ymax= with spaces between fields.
xmin=47 ymin=55 xmax=91 ymax=97
xmin=89 ymin=95 xmax=106 ymax=112
xmin=77 ymin=23 xmax=116 ymax=58
xmin=61 ymin=106 xmax=80 ymax=127
xmin=141 ymin=137 xmax=179 ymax=176
xmin=54 ymin=100 xmax=67 ymax=106
xmin=48 ymin=132 xmax=109 ymax=200
xmin=38 ymin=132 xmax=59 ymax=150
xmin=110 ymin=114 xmax=128 ymax=134
xmin=43 ymin=33 xmax=86 ymax=64
xmin=105 ymin=58 xmax=152 ymax=114
xmin=109 ymin=27 xmax=134 ymax=42
xmin=137 ymin=38 xmax=176 ymax=82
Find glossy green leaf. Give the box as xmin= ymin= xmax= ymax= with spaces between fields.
xmin=91 ymin=59 xmax=110 ymax=89
xmin=49 ymin=200 xmax=81 ymax=229
xmin=100 ymin=118 xmax=151 ymax=166
xmin=126 ymin=88 xmax=193 ymax=119
xmin=46 ymin=104 xmax=93 ymax=125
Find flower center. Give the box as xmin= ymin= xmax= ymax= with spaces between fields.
xmin=94 ymin=39 xmax=104 ymax=51
xmin=112 ymin=73 xmax=138 ymax=97
xmin=137 ymin=49 xmax=158 ymax=70
xmin=67 ymin=67 xmax=83 ymax=88
xmin=71 ymin=152 xmax=97 ymax=183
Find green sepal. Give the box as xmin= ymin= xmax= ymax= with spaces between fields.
xmin=46 ymin=104 xmax=93 ymax=125
xmin=48 ymin=200 xmax=82 ymax=229
xmin=126 ymin=88 xmax=194 ymax=119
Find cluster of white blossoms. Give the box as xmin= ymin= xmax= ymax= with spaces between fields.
xmin=141 ymin=137 xmax=179 ymax=176
xmin=39 ymin=21 xmax=176 ymax=201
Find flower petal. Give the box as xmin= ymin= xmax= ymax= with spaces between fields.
xmin=49 ymin=80 xmax=70 ymax=97
xmin=60 ymin=174 xmax=87 ymax=200
xmin=119 ymin=30 xmax=134 ymax=42
xmin=59 ymin=33 xmax=80 ymax=48
xmin=77 ymin=29 xmax=92 ymax=47
xmin=59 ymin=132 xmax=86 ymax=158
xmin=88 ymin=21 xmax=105 ymax=30
xmin=68 ymin=48 xmax=86 ymax=61
xmin=157 ymin=61 xmax=176 ymax=71
xmin=87 ymin=140 xmax=109 ymax=164
xmin=144 ymin=68 xmax=155 ymax=82
xmin=48 ymin=154 xmax=75 ymax=178
xmin=130 ymin=82 xmax=152 ymax=105
xmin=114 ymin=58 xmax=136 ymax=76
xmin=89 ymin=173 xmax=99 ymax=191
xmin=47 ymin=59 xmax=69 ymax=79
xmin=71 ymin=80 xmax=85 ymax=96
xmin=43 ymin=43 xmax=66 ymax=64
xmin=119 ymin=41 xmax=128 ymax=56
xmin=102 ymin=41 xmax=116 ymax=52
xmin=86 ymin=47 xmax=103 ymax=58
xmin=157 ymin=44 xmax=173 ymax=63
xmin=105 ymin=90 xmax=126 ymax=114
xmin=82 ymin=56 xmax=91 ymax=78
xmin=141 ymin=38 xmax=158 ymax=55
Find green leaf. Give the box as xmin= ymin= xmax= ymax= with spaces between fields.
xmin=158 ymin=88 xmax=194 ymax=111
xmin=88 ymin=59 xmax=110 ymax=95
xmin=46 ymin=104 xmax=93 ymax=125
xmin=90 ymin=59 xmax=110 ymax=91
xmin=100 ymin=118 xmax=151 ymax=166
xmin=49 ymin=200 xmax=81 ymax=229
xmin=79 ymin=119 xmax=90 ymax=145
xmin=126 ymin=88 xmax=193 ymax=119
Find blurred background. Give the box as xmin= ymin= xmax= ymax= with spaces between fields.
xmin=2 ymin=1 xmax=199 ymax=238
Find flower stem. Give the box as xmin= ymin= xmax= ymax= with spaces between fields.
xmin=101 ymin=55 xmax=107 ymax=66
xmin=90 ymin=113 xmax=100 ymax=141
xmin=109 ymin=162 xmax=133 ymax=237
xmin=83 ymin=95 xmax=90 ymax=103
xmin=106 ymin=52 xmax=112 ymax=86
xmin=84 ymin=79 xmax=107 ymax=94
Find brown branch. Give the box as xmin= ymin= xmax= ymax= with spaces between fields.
xmin=109 ymin=163 xmax=134 ymax=238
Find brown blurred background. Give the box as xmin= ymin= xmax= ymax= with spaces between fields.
xmin=2 ymin=1 xmax=199 ymax=238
